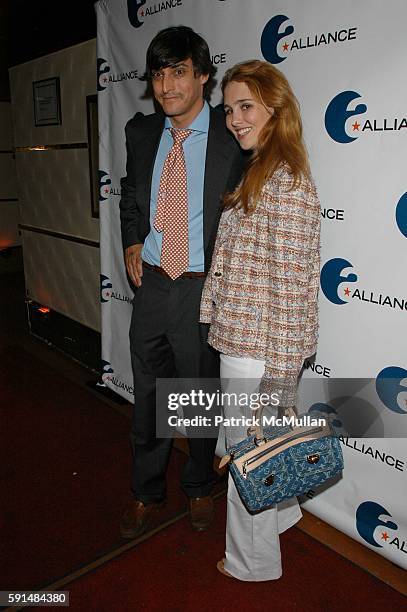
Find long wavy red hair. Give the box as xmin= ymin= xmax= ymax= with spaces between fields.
xmin=222 ymin=60 xmax=310 ymax=212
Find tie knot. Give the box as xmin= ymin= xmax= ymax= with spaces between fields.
xmin=170 ymin=128 xmax=192 ymax=144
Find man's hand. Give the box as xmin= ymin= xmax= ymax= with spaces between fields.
xmin=125 ymin=244 xmax=143 ymax=287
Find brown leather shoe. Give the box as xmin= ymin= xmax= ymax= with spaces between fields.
xmin=189 ymin=496 xmax=214 ymax=531
xmin=120 ymin=499 xmax=165 ymax=539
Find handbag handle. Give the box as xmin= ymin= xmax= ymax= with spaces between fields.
xmin=253 ymin=406 xmax=297 ymax=444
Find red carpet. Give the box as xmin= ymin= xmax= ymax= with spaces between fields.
xmin=0 ymin=345 xmax=196 ymax=590
xmin=65 ymin=495 xmax=405 ymax=612
xmin=1 ymin=274 xmax=405 ymax=609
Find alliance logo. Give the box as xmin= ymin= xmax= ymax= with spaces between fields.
xmin=101 ymin=359 xmax=114 ymax=383
xmin=376 ymin=366 xmax=407 ymax=415
xmin=101 ymin=360 xmax=134 ymax=395
xmin=98 ymin=58 xmax=140 ymax=88
xmin=341 ymin=439 xmax=406 ymax=473
xmin=325 ymin=90 xmax=407 ymax=143
xmin=100 ymin=274 xmax=132 ymax=305
xmin=325 ymin=91 xmax=367 ymax=144
xmin=99 ymin=171 xmax=111 ymax=202
xmin=97 ymin=58 xmax=111 ymax=91
xmin=309 ymin=402 xmax=342 ymax=429
xmin=127 ymin=0 xmax=182 ymax=29
xmin=127 ymin=0 xmax=146 ymax=27
xmin=100 ymin=274 xmax=112 ymax=303
xmin=320 ymin=257 xmax=407 ymax=311
xmin=356 ymin=501 xmax=401 ymax=549
xmin=211 ymin=52 xmax=227 ymax=66
xmin=99 ymin=171 xmax=121 ymax=199
xmin=261 ymin=15 xmax=294 ymax=64
xmin=101 ymin=359 xmax=134 ymax=395
xmin=97 ymin=56 xmax=140 ymax=89
xmin=395 ymin=192 xmax=407 ymax=238
xmin=320 ymin=258 xmax=357 ymax=305
xmin=261 ymin=15 xmax=357 ymax=64
xmin=321 ymin=207 xmax=344 ymax=222
xmin=303 ymin=359 xmax=331 ymax=377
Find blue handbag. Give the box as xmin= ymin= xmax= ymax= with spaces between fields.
xmin=219 ymin=407 xmax=343 ymax=512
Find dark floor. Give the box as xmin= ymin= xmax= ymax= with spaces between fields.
xmin=0 ymin=272 xmax=192 ymax=590
xmin=0 ymin=271 xmax=131 ymax=417
xmin=1 ymin=271 xmax=406 ymax=608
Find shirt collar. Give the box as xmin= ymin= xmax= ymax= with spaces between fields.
xmin=164 ymin=101 xmax=209 ymax=133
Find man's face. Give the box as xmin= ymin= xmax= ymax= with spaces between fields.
xmin=151 ymin=58 xmax=208 ymax=127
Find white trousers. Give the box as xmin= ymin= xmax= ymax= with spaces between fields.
xmin=220 ymin=354 xmax=302 ymax=581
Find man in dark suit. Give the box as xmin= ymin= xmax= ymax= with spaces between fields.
xmin=119 ymin=26 xmax=244 ymax=538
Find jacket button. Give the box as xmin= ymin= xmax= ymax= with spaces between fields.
xmin=214 ymin=271 xmax=222 ymax=277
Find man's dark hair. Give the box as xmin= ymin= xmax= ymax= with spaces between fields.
xmin=146 ymin=25 xmax=216 ymax=98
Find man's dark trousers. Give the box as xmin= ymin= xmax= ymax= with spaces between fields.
xmin=129 ymin=265 xmax=219 ymax=503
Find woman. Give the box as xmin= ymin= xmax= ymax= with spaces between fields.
xmin=200 ymin=60 xmax=321 ymax=581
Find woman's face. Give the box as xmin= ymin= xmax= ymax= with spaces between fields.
xmin=223 ymin=81 xmax=273 ymax=151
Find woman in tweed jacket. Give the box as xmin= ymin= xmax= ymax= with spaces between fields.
xmin=200 ymin=60 xmax=321 ymax=581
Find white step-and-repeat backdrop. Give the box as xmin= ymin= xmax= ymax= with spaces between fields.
xmin=96 ymin=0 xmax=407 ymax=568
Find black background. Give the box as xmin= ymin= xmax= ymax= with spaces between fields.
xmin=1 ymin=0 xmax=97 ymax=99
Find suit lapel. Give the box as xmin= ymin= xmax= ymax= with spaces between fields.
xmin=203 ymin=108 xmax=235 ymax=251
xmin=139 ymin=115 xmax=165 ymax=211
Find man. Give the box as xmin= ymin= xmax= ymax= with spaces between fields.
xmin=119 ymin=26 xmax=244 ymax=538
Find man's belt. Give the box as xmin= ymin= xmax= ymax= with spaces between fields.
xmin=142 ymin=261 xmax=206 ymax=279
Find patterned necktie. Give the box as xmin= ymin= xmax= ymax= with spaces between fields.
xmin=154 ymin=128 xmax=192 ymax=280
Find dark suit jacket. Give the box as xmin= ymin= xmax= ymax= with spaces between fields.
xmin=119 ymin=106 xmax=245 ymax=272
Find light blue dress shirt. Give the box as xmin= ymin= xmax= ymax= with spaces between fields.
xmin=142 ymin=101 xmax=209 ymax=272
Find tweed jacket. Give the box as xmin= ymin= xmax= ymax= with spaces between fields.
xmin=199 ymin=164 xmax=321 ymax=406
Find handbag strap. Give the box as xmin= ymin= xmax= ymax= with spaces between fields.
xmin=253 ymin=405 xmax=297 ymax=443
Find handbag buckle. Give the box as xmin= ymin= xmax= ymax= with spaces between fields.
xmin=264 ymin=474 xmax=274 ymax=486
xmin=307 ymin=453 xmax=320 ymax=464
xmin=254 ymin=436 xmax=266 ymax=447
